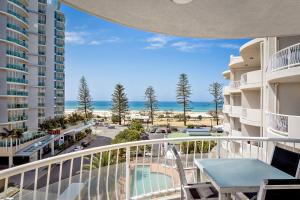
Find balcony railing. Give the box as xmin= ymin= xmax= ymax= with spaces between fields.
xmin=8 ymin=115 xmax=28 ymax=122
xmin=7 ymin=90 xmax=28 ymax=96
xmin=7 ymin=77 xmax=28 ymax=84
xmin=6 ymin=36 xmax=28 ymax=48
xmin=267 ymin=112 xmax=288 ymax=135
xmin=269 ymin=43 xmax=300 ymax=72
xmin=7 ymin=103 xmax=28 ymax=109
xmin=6 ymin=50 xmax=28 ymax=60
xmin=4 ymin=64 xmax=28 ymax=72
xmin=231 ymin=106 xmax=241 ymax=117
xmin=267 ymin=112 xmax=300 ymax=137
xmin=7 ymin=23 xmax=28 ymax=36
xmin=230 ymin=80 xmax=240 ymax=90
xmin=241 ymin=108 xmax=261 ymax=126
xmin=8 ymin=0 xmax=28 ymax=12
xmin=7 ymin=9 xmax=28 ymax=24
xmin=0 ymin=137 xmax=300 ymax=200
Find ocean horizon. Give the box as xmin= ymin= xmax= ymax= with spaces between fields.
xmin=65 ymin=101 xmax=220 ymax=112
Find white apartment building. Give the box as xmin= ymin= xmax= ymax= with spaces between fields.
xmin=223 ymin=36 xmax=300 ymax=153
xmin=0 ymin=0 xmax=65 ymax=167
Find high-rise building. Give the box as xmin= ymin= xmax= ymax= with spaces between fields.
xmin=0 ymin=0 xmax=65 ymax=167
xmin=222 ymin=36 xmax=300 ymax=153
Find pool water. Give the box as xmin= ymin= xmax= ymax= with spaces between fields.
xmin=131 ymin=165 xmax=172 ymax=197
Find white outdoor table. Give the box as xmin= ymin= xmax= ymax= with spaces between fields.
xmin=194 ymin=158 xmax=294 ymax=200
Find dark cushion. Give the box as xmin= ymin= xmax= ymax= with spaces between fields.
xmin=264 ymin=179 xmax=300 ymax=200
xmin=189 ymin=185 xmax=218 ymax=199
xmin=271 ymin=146 xmax=300 ymax=177
xmin=243 ymin=192 xmax=257 ymax=199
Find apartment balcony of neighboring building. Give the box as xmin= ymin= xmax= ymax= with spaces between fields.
xmin=6 ymin=49 xmax=28 ymax=62
xmin=4 ymin=6 xmax=29 ymax=28
xmin=240 ymin=38 xmax=263 ymax=68
xmin=6 ymin=23 xmax=28 ymax=39
xmin=6 ymin=89 xmax=28 ymax=97
xmin=223 ymin=104 xmax=231 ymax=114
xmin=267 ymin=43 xmax=300 ymax=83
xmin=2 ymin=36 xmax=29 ymax=51
xmin=230 ymin=105 xmax=241 ymax=118
xmin=240 ymin=70 xmax=262 ymax=90
xmin=229 ymin=80 xmax=241 ymax=93
xmin=267 ymin=112 xmax=300 ymax=138
xmin=240 ymin=107 xmax=262 ymax=127
xmin=7 ymin=103 xmax=28 ymax=110
xmin=0 ymin=64 xmax=28 ymax=75
xmin=8 ymin=0 xmax=29 ymax=13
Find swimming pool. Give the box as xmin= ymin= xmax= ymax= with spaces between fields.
xmin=131 ymin=165 xmax=172 ymax=197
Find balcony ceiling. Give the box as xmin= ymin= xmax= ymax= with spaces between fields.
xmin=61 ymin=0 xmax=300 ymax=38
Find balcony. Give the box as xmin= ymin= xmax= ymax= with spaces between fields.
xmin=230 ymin=106 xmax=241 ymax=118
xmin=0 ymin=136 xmax=298 ymax=200
xmin=267 ymin=43 xmax=300 ymax=83
xmin=8 ymin=115 xmax=28 ymax=122
xmin=7 ymin=77 xmax=28 ymax=84
xmin=6 ymin=36 xmax=28 ymax=49
xmin=7 ymin=9 xmax=28 ymax=26
xmin=229 ymin=80 xmax=241 ymax=93
xmin=7 ymin=23 xmax=28 ymax=37
xmin=7 ymin=90 xmax=28 ymax=96
xmin=222 ymin=105 xmax=231 ymax=114
xmin=240 ymin=70 xmax=262 ymax=90
xmin=6 ymin=50 xmax=28 ymax=61
xmin=240 ymin=108 xmax=261 ymax=127
xmin=223 ymin=85 xmax=230 ymax=95
xmin=8 ymin=0 xmax=28 ymax=13
xmin=267 ymin=112 xmax=300 ymax=138
xmin=3 ymin=64 xmax=28 ymax=72
xmin=8 ymin=103 xmax=28 ymax=109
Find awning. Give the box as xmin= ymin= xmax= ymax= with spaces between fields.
xmin=61 ymin=0 xmax=300 ymax=38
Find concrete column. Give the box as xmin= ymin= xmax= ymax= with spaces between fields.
xmin=8 ymin=156 xmax=13 ymax=168
xmin=51 ymin=140 xmax=55 ymax=156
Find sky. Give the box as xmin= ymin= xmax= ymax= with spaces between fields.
xmin=62 ymin=5 xmax=250 ymax=102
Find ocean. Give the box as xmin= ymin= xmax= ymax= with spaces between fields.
xmin=65 ymin=101 xmax=220 ymax=112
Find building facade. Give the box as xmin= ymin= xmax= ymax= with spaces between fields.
xmin=0 ymin=0 xmax=65 ymax=167
xmin=223 ymin=36 xmax=300 ymax=153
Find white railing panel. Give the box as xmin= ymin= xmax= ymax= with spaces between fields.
xmin=1 ymin=137 xmax=300 ymax=199
xmin=269 ymin=43 xmax=300 ymax=72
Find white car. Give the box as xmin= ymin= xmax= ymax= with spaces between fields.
xmin=73 ymin=146 xmax=83 ymax=151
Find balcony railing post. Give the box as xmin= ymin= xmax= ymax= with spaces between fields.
xmin=125 ymin=146 xmax=130 ymax=200
xmin=217 ymin=139 xmax=221 ymax=158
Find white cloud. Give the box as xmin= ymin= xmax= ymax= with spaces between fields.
xmin=144 ymin=34 xmax=174 ymax=49
xmin=89 ymin=36 xmax=121 ymax=45
xmin=219 ymin=43 xmax=240 ymax=49
xmin=65 ymin=31 xmax=87 ymax=45
xmin=66 ymin=31 xmax=121 ymax=46
xmin=171 ymin=41 xmax=209 ymax=52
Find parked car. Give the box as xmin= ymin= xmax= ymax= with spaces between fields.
xmin=73 ymin=145 xmax=83 ymax=151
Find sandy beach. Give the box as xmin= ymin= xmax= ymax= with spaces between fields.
xmin=65 ymin=109 xmax=221 ymax=127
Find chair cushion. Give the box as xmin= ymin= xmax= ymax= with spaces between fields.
xmin=243 ymin=192 xmax=257 ymax=200
xmin=189 ymin=185 xmax=218 ymax=199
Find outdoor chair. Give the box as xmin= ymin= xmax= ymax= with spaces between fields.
xmin=235 ymin=145 xmax=300 ymax=200
xmin=257 ymin=179 xmax=300 ymax=200
xmin=170 ymin=146 xmax=218 ymax=200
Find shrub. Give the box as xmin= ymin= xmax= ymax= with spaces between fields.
xmin=111 ymin=115 xmax=120 ymax=124
xmin=187 ymin=124 xmax=195 ymax=129
xmin=128 ymin=120 xmax=144 ymax=132
xmin=181 ymin=141 xmax=216 ymax=154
